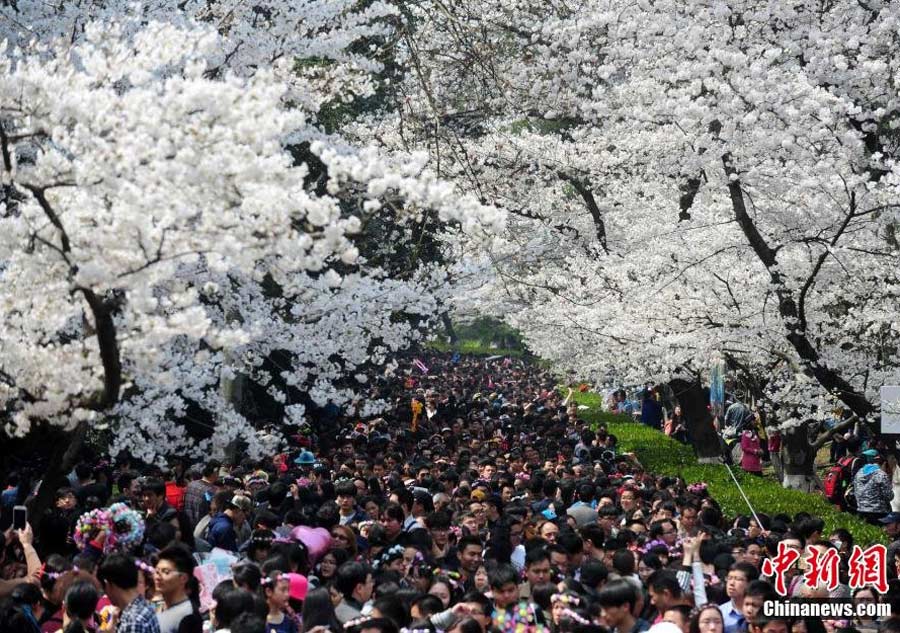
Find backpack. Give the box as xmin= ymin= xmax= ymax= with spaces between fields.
xmin=823 ymin=456 xmax=860 ymax=506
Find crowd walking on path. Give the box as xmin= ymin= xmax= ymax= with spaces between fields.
xmin=1 ymin=353 xmax=898 ymax=633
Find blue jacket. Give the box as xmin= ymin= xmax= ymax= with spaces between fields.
xmin=207 ymin=513 xmax=238 ymax=551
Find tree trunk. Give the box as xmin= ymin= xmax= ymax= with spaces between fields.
xmin=442 ymin=313 xmax=458 ymax=345
xmin=26 ymin=420 xmax=89 ymax=532
xmin=780 ymin=423 xmax=820 ymax=492
xmin=669 ymin=378 xmax=722 ymax=461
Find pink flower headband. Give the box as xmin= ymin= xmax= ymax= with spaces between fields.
xmin=42 ymin=565 xmax=79 ymax=580
xmin=561 ymin=608 xmax=590 ymax=625
xmin=135 ymin=560 xmax=154 ymax=574
xmin=260 ymin=573 xmax=287 ymax=587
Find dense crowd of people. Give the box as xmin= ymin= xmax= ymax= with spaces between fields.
xmin=1 ymin=353 xmax=898 ymax=633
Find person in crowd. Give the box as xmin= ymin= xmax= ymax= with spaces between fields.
xmin=691 ymin=604 xmax=725 ymax=633
xmin=142 ymin=479 xmax=181 ymax=539
xmin=739 ymin=426 xmax=764 ymax=477
xmin=597 ymin=580 xmax=649 ymax=633
xmin=719 ymin=563 xmax=759 ymax=633
xmin=61 ymin=580 xmax=99 ymax=633
xmin=97 ymin=553 xmax=160 ymax=633
xmin=855 ymin=450 xmax=893 ymax=523
xmin=334 ymin=562 xmax=374 ymax=624
xmin=154 ymin=544 xmax=201 ymax=633
xmin=207 ymin=495 xmax=252 ymax=552
xmin=641 ymin=388 xmax=663 ymax=432
xmin=263 ymin=572 xmax=299 ymax=633
xmin=183 ymin=461 xmax=220 ymax=527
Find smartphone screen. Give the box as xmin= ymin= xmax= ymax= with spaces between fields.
xmin=13 ymin=505 xmax=27 ymax=530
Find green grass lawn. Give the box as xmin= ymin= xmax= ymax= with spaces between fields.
xmin=566 ymin=388 xmax=886 ymax=544
xmin=427 ymin=339 xmax=525 ymax=357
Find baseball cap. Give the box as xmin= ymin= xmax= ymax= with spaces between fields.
xmin=227 ymin=494 xmax=252 ymax=512
xmin=879 ymin=512 xmax=900 ymax=525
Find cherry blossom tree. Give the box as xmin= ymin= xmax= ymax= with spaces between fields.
xmin=386 ymin=0 xmax=900 ymax=483
xmin=0 ymin=8 xmax=501 ymax=507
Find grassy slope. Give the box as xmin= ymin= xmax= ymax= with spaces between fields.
xmin=427 ymin=339 xmax=524 ymax=357
xmin=569 ymin=390 xmax=886 ymax=544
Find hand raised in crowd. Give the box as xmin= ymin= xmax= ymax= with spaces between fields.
xmin=15 ymin=522 xmax=34 ymax=547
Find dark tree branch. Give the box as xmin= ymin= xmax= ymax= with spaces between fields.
xmin=797 ymin=191 xmax=857 ymax=331
xmin=676 ymin=120 xmax=721 ymax=221
xmin=557 ymin=172 xmax=609 ymax=253
xmin=22 ymin=185 xmax=72 ymax=254
xmin=0 ymin=122 xmax=13 ymax=175
xmin=504 ymin=205 xmax=589 ymax=243
xmin=813 ymin=415 xmax=858 ymax=450
xmin=722 ymin=153 xmax=874 ymax=419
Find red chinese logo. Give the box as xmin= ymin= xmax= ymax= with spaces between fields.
xmin=761 ymin=542 xmax=800 ymax=596
xmin=848 ymin=544 xmax=888 ymax=594
xmin=804 ymin=547 xmax=840 ymax=592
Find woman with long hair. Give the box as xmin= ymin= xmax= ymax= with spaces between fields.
xmin=61 ymin=580 xmax=99 ymax=633
xmin=301 ymin=587 xmax=341 ymax=633
xmin=314 ymin=549 xmax=349 ymax=588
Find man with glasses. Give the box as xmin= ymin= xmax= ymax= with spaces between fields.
xmin=719 ymin=562 xmax=760 ymax=633
xmin=468 ymin=501 xmax=487 ymax=530
xmin=649 ymin=519 xmax=678 ymax=549
xmin=154 ymin=543 xmax=199 ymax=633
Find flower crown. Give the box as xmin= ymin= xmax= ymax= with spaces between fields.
xmin=493 ymin=601 xmax=547 ymax=633
xmin=640 ymin=538 xmax=673 ymax=555
xmin=41 ymin=564 xmax=79 ymax=581
xmin=135 ymin=560 xmax=154 ymax=574
xmin=561 ymin=608 xmax=591 ymax=625
xmin=551 ymin=593 xmax=580 ymax=606
xmin=374 ymin=544 xmax=405 ymax=570
xmin=260 ymin=573 xmax=286 ymax=587
xmin=249 ymin=535 xmax=274 ymax=545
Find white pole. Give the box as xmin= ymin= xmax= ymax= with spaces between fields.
xmin=723 ymin=461 xmax=764 ymax=530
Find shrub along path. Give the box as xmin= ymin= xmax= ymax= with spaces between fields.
xmin=570 ymin=389 xmax=886 ymax=544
